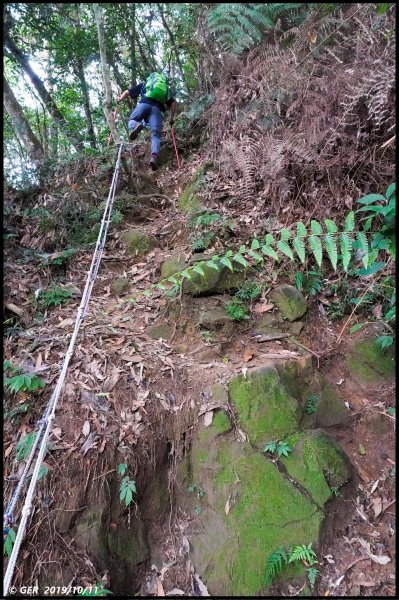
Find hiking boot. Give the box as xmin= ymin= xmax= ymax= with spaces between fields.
xmin=128 ymin=123 xmax=143 ymax=141
xmin=149 ymin=153 xmax=159 ymax=171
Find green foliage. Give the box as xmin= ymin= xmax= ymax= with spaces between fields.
xmin=188 ymin=483 xmax=206 ymax=498
xmin=119 ymin=476 xmax=136 ymax=507
xmin=79 ymin=583 xmax=112 ymax=597
xmin=235 ymin=282 xmax=262 ymax=301
xmin=264 ymin=543 xmax=317 ymax=588
xmin=306 ymin=394 xmax=319 ymax=415
xmin=117 ymin=463 xmax=128 ymax=476
xmin=3 ymin=527 xmax=16 ymax=559
xmin=288 ymin=543 xmax=317 ymax=565
xmin=189 ymin=211 xmax=222 ymax=228
xmin=17 ymin=432 xmax=37 ymax=461
xmin=264 ymin=440 xmax=292 ymax=458
xmin=225 ymin=298 xmax=249 ymax=321
xmin=47 ymin=248 xmax=76 ymax=267
xmin=307 ymin=566 xmax=319 ymax=590
xmin=37 ymin=285 xmax=73 ymax=309
xmin=4 ymin=360 xmax=45 ymax=395
xmin=200 ymin=329 xmax=218 ymax=344
xmin=191 ymin=231 xmax=215 ymax=252
xmin=294 ymin=270 xmax=323 ymax=296
xmin=376 ymin=335 xmax=393 ymax=352
xmin=330 ymin=486 xmax=340 ymax=497
xmin=208 ymin=3 xmax=303 ymax=54
xmin=264 ymin=547 xmax=288 ymax=586
xmin=194 ymin=505 xmax=202 ymax=516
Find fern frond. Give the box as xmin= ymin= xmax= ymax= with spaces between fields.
xmin=344 ymin=211 xmax=355 ymax=232
xmin=308 ymin=235 xmax=323 ymax=267
xmin=323 ymin=233 xmax=338 ymax=270
xmin=292 ymin=236 xmax=306 ymax=263
xmin=264 ymin=547 xmax=288 ymax=586
xmin=340 ymin=232 xmax=352 ymax=272
xmin=262 ymin=244 xmax=280 ymax=261
xmin=277 ymin=239 xmax=294 ymax=261
xmin=356 ymin=231 xmax=369 ymax=268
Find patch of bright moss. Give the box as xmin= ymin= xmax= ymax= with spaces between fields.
xmin=270 ymin=285 xmax=307 ymax=322
xmin=121 ymin=231 xmax=157 ymax=256
xmin=189 ymin=437 xmax=323 ymax=596
xmin=229 ymin=367 xmax=301 ymax=446
xmin=213 ymin=410 xmax=232 ymax=434
xmin=161 ymin=257 xmax=186 ymax=279
xmin=346 ymin=338 xmax=395 ymax=384
xmin=282 ymin=431 xmax=350 ymax=506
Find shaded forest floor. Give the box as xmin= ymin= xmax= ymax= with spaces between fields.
xmin=3 ymin=130 xmax=396 ymax=596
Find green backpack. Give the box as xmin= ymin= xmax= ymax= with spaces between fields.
xmin=143 ymin=72 xmax=171 ymax=103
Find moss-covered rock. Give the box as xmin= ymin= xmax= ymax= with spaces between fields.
xmin=74 ymin=507 xmax=108 ymax=571
xmin=270 ymin=285 xmax=307 ymax=321
xmin=211 ymin=383 xmax=228 ymax=404
xmin=121 ymin=230 xmax=158 ymax=257
xmin=111 ymin=277 xmax=130 ymax=296
xmin=282 ymin=430 xmax=350 ymax=506
xmin=161 ymin=256 xmax=186 ymax=279
xmin=346 ymin=337 xmax=395 ymax=386
xmin=213 ymin=409 xmax=232 ymax=434
xmin=229 ymin=367 xmax=301 ymax=446
xmin=183 ymin=262 xmax=249 ymax=296
xmin=197 ymin=307 xmax=235 ymax=330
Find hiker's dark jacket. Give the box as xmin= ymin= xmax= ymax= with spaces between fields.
xmin=128 ymin=83 xmax=175 ymax=113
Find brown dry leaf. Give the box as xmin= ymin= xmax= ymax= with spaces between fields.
xmin=59 ymin=317 xmax=74 ymax=328
xmin=225 ymin=494 xmax=231 ymax=515
xmin=35 ymin=352 xmax=42 ymax=369
xmin=80 ymin=432 xmax=99 ymax=456
xmin=371 ymin=496 xmax=383 ymax=518
xmin=254 ymin=303 xmax=274 ymax=314
xmin=203 ymin=411 xmax=213 ymax=428
xmin=5 ymin=444 xmax=14 ymax=458
xmin=243 ymin=350 xmax=255 ymax=363
xmin=357 ymin=537 xmax=391 ymax=564
xmin=120 ymin=354 xmax=144 ymax=363
xmin=372 ymin=304 xmax=382 ymax=319
xmin=102 ymin=367 xmax=120 ymax=392
xmin=157 ymin=578 xmax=165 ymax=597
xmin=82 ymin=421 xmax=90 ymax=437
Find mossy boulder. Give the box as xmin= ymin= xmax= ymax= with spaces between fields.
xmin=111 ymin=277 xmax=130 ymax=296
xmin=161 ymin=256 xmax=186 ymax=279
xmin=346 ymin=336 xmax=395 ymax=386
xmin=183 ymin=262 xmax=249 ymax=296
xmin=121 ymin=230 xmax=158 ymax=257
xmin=229 ymin=366 xmax=301 ymax=446
xmin=300 ymin=374 xmax=348 ymax=428
xmin=178 ymin=163 xmax=213 ymax=213
xmin=197 ymin=307 xmax=235 ymax=331
xmin=270 ymin=285 xmax=307 ymax=321
xmin=282 ymin=430 xmax=351 ymax=507
xmin=186 ymin=433 xmax=324 ymax=596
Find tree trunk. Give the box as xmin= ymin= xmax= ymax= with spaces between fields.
xmin=156 ymin=3 xmax=191 ymax=94
xmin=93 ymin=3 xmax=121 ymax=145
xmin=75 ymin=59 xmax=97 ymax=149
xmin=5 ymin=32 xmax=85 ymax=152
xmin=130 ymin=4 xmax=137 ymax=86
xmin=3 ymin=75 xmax=45 ymax=164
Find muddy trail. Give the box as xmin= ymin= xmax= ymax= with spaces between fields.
xmin=3 ymin=136 xmax=396 ymax=597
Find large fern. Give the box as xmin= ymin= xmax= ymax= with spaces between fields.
xmin=207 ymin=3 xmax=303 ymax=54
xmin=264 ymin=547 xmax=288 ymax=586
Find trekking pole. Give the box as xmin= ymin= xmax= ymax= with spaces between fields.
xmin=108 ymin=102 xmax=118 ymax=146
xmin=170 ymin=126 xmax=180 ymax=169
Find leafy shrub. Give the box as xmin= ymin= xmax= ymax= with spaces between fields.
xmin=16 ymin=431 xmax=37 ymax=461
xmin=294 ymin=270 xmax=323 ymax=296
xmin=118 ymin=463 xmax=136 ymax=507
xmin=264 ymin=543 xmax=318 ymax=588
xmin=235 ymin=282 xmax=262 ymax=301
xmin=226 ymin=298 xmax=249 ymax=321
xmin=4 ymin=361 xmax=45 ymax=394
xmin=263 ymin=440 xmax=292 ymax=458
xmin=191 ymin=231 xmax=215 ymax=252
xmin=306 ymin=394 xmax=319 ymax=414
xmin=37 ymin=285 xmax=72 ymax=309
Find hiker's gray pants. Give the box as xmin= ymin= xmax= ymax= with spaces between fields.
xmin=128 ymin=102 xmax=163 ymax=155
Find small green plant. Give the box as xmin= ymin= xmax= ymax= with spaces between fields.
xmin=263 ymin=440 xmax=292 ymax=458
xmin=264 ymin=543 xmax=318 ymax=588
xmin=118 ymin=463 xmax=136 ymax=508
xmin=17 ymin=432 xmax=37 ymax=461
xmin=191 ymin=232 xmax=215 ymax=252
xmin=3 ymin=527 xmax=16 ymax=559
xmin=306 ymin=394 xmax=319 ymax=415
xmin=37 ymin=285 xmax=73 ymax=309
xmin=235 ymin=282 xmax=262 ymax=301
xmin=4 ymin=360 xmax=45 ymax=394
xmin=226 ymin=298 xmax=249 ymax=321
xmin=194 ymin=505 xmax=202 ymax=516
xmin=189 ymin=211 xmax=222 ymax=228
xmin=111 ymin=210 xmax=123 ymax=225
xmin=330 ymin=486 xmax=340 ymax=497
xmin=46 ymin=248 xmax=76 ymax=267
xmin=376 ymin=335 xmax=393 ymax=352
xmin=200 ymin=329 xmax=217 ymax=344
xmin=294 ymin=270 xmax=323 ymax=296
xmin=188 ymin=483 xmax=205 ymax=498
xmin=79 ymin=583 xmax=112 ymax=597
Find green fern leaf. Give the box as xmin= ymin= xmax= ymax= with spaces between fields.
xmin=340 ymin=232 xmax=352 ymax=272
xmin=248 ymin=250 xmax=264 ymax=263
xmin=251 ymin=238 xmax=260 ymax=250
xmin=292 ymin=236 xmax=306 ymax=263
xmin=296 ymin=222 xmax=307 ymax=237
xmin=324 ymin=218 xmax=338 ymax=233
xmin=277 ymin=240 xmax=294 ymax=261
xmin=280 ymin=227 xmax=291 ymax=241
xmin=261 ymin=244 xmax=279 ymax=261
xmin=233 ymin=253 xmax=248 ymax=267
xmin=310 ymin=220 xmax=323 ymax=236
xmin=308 ymin=235 xmax=323 ymax=267
xmin=264 ymin=548 xmax=288 ymax=586
xmin=344 ymin=211 xmax=355 ymax=232
xmin=356 ymin=231 xmax=369 ymax=268
xmin=265 ymin=233 xmax=275 ymax=245
xmin=220 ymin=256 xmax=234 ymax=271
xmin=323 ymin=234 xmax=338 ymax=271
xmin=193 ymin=264 xmax=206 ymax=277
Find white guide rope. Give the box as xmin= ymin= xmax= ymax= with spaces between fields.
xmin=3 ymin=142 xmax=124 ymax=596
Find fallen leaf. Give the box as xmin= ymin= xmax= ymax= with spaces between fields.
xmin=324 ymin=554 xmax=335 ymax=564
xmin=157 ymin=578 xmax=165 ymax=596
xmin=225 ymin=494 xmax=231 ymax=515
xmin=357 ymin=537 xmax=391 ymax=565
xmin=372 ymin=304 xmax=382 ymax=319
xmin=243 ymin=350 xmax=255 ymax=362
xmin=203 ymin=411 xmax=213 ymax=428
xmin=370 ymin=479 xmax=379 ymax=495
xmin=80 ymin=432 xmax=99 ymax=456
xmin=5 ymin=444 xmax=14 ymax=458
xmin=35 ymin=353 xmax=42 ymax=369
xmin=254 ymin=303 xmax=274 ymax=314
xmin=371 ymin=496 xmax=383 ymax=518
xmin=82 ymin=421 xmax=90 ymax=437
xmin=58 ymin=317 xmax=74 ymax=328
